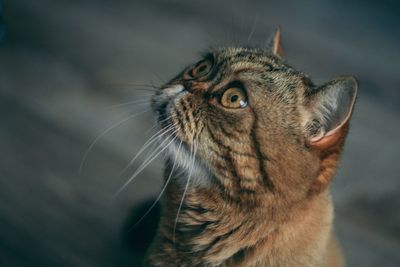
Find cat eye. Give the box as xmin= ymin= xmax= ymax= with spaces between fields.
xmin=220 ymin=87 xmax=248 ymax=109
xmin=188 ymin=59 xmax=213 ymax=79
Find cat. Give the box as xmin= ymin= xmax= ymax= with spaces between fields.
xmin=143 ymin=28 xmax=358 ymax=267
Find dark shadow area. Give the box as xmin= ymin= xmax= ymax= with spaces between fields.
xmin=122 ymin=199 xmax=160 ymax=254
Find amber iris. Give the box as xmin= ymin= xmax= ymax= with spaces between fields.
xmin=220 ymin=87 xmax=248 ymax=108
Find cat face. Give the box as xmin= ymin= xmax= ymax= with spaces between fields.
xmin=152 ymin=44 xmax=357 ymax=201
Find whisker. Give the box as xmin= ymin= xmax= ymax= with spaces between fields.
xmin=143 ymin=114 xmax=173 ymax=136
xmin=119 ymin=123 xmax=178 ymax=176
xmin=142 ymin=114 xmax=175 ymax=139
xmin=247 ymin=14 xmax=259 ymax=42
xmin=114 ymin=133 xmax=179 ymax=197
xmin=79 ymin=108 xmax=150 ymax=174
xmin=144 ymin=121 xmax=158 ymax=135
xmin=140 ymin=123 xmax=176 ymax=164
xmin=173 ymin=137 xmax=197 ymax=245
xmin=109 ymin=82 xmax=159 ymax=91
xmin=126 ymin=139 xmax=184 ymax=233
xmin=105 ymin=99 xmax=151 ymax=110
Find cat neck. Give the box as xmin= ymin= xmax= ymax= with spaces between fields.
xmin=146 ymin=174 xmax=334 ymax=267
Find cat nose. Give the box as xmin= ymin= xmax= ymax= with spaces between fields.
xmin=162 ymin=84 xmax=184 ymax=97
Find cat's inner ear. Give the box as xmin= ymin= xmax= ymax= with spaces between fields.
xmin=271 ymin=26 xmax=285 ymax=58
xmin=306 ymin=76 xmax=358 ymax=149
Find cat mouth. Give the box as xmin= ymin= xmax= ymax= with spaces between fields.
xmin=153 ymin=84 xmax=185 ymax=128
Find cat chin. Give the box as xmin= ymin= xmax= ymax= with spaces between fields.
xmin=167 ymin=139 xmax=213 ymax=188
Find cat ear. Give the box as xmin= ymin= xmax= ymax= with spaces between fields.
xmin=306 ymin=76 xmax=358 ymax=149
xmin=270 ymin=26 xmax=285 ymax=58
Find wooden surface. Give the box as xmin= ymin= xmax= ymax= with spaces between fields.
xmin=1 ymin=0 xmax=400 ymax=266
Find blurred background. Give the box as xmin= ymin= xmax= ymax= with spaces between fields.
xmin=0 ymin=0 xmax=399 ymax=266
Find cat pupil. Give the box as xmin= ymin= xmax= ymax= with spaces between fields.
xmin=230 ymin=95 xmax=239 ymax=102
xmin=199 ymin=65 xmax=206 ymax=73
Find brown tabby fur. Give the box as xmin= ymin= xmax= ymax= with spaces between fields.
xmin=145 ymin=30 xmax=357 ymax=266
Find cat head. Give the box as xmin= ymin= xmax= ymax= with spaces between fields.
xmin=152 ymin=29 xmax=358 ymax=202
